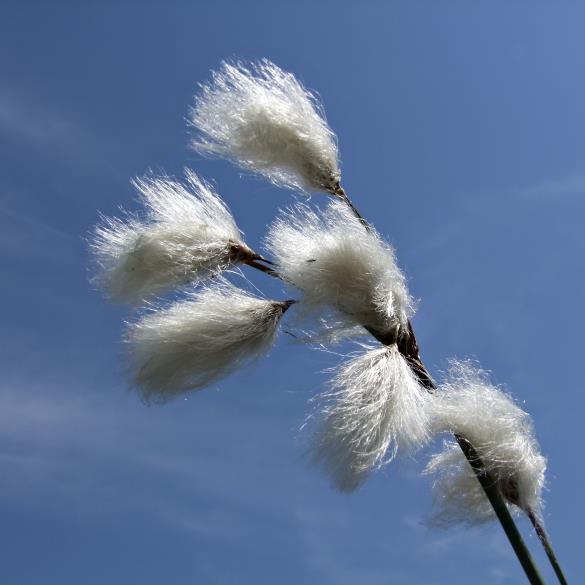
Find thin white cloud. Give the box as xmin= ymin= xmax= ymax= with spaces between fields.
xmin=0 ymin=88 xmax=116 ymax=168
xmin=0 ymin=377 xmax=298 ymax=529
xmin=0 ymin=204 xmax=80 ymax=265
xmin=514 ymin=172 xmax=585 ymax=199
xmin=0 ymin=91 xmax=81 ymax=150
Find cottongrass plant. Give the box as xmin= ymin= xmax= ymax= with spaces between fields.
xmin=91 ymin=59 xmax=568 ymax=585
xmin=310 ymin=345 xmax=430 ymax=492
xmin=91 ymin=170 xmax=257 ymax=304
xmin=425 ymin=361 xmax=546 ymax=525
xmin=266 ymin=201 xmax=414 ymax=339
xmin=125 ymin=280 xmax=293 ymax=403
xmin=190 ymin=60 xmax=340 ymax=194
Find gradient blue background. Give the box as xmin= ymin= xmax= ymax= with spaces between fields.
xmin=1 ymin=2 xmax=583 ymax=583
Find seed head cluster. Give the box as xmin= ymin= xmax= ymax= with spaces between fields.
xmin=90 ymin=59 xmax=549 ymax=538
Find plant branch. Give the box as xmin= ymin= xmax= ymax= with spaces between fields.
xmin=244 ymin=258 xmax=280 ymax=278
xmin=456 ymin=436 xmax=546 ymax=585
xmin=333 ymin=185 xmax=370 ymax=230
xmin=528 ymin=510 xmax=569 ymax=585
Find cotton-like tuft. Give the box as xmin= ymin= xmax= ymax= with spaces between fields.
xmin=125 ymin=281 xmax=291 ymax=403
xmin=190 ymin=60 xmax=340 ymax=193
xmin=266 ymin=201 xmax=414 ymax=339
xmin=425 ymin=361 xmax=546 ymax=525
xmin=309 ymin=345 xmax=431 ymax=492
xmin=91 ymin=170 xmax=255 ymax=304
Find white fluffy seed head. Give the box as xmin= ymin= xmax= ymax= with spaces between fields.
xmin=425 ymin=361 xmax=546 ymax=525
xmin=125 ymin=281 xmax=290 ymax=403
xmin=424 ymin=443 xmax=498 ymax=526
xmin=91 ymin=170 xmax=255 ymax=304
xmin=190 ymin=59 xmax=340 ymax=193
xmin=309 ymin=346 xmax=431 ymax=492
xmin=266 ymin=201 xmax=414 ymax=339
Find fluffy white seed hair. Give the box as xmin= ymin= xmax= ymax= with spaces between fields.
xmin=266 ymin=200 xmax=414 ymax=338
xmin=91 ymin=170 xmax=255 ymax=304
xmin=125 ymin=281 xmax=290 ymax=403
xmin=190 ymin=59 xmax=340 ymax=193
xmin=310 ymin=345 xmax=431 ymax=492
xmin=425 ymin=361 xmax=547 ymax=525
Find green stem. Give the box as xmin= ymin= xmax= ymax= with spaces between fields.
xmin=528 ymin=511 xmax=569 ymax=585
xmin=456 ymin=436 xmax=546 ymax=585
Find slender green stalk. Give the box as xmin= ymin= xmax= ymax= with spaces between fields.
xmin=457 ymin=436 xmax=546 ymax=585
xmin=528 ymin=511 xmax=569 ymax=585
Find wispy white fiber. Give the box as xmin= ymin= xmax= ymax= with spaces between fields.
xmin=425 ymin=361 xmax=546 ymax=525
xmin=91 ymin=170 xmax=254 ymax=304
xmin=190 ymin=60 xmax=340 ymax=193
xmin=310 ymin=345 xmax=431 ymax=492
xmin=266 ymin=201 xmax=414 ymax=338
xmin=125 ymin=281 xmax=291 ymax=403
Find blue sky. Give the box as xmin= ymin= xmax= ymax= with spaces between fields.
xmin=1 ymin=2 xmax=583 ymax=584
